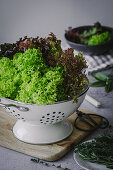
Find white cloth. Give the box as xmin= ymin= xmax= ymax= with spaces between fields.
xmin=82 ymin=50 xmax=113 ymax=73
xmin=62 ymin=43 xmax=113 ymax=73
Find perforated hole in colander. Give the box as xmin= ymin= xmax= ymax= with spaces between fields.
xmin=40 ymin=111 xmax=66 ymax=124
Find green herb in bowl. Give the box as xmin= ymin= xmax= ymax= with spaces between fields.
xmin=74 ymin=134 xmax=113 ymax=169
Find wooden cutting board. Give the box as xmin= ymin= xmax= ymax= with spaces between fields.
xmin=0 ymin=106 xmax=101 ymax=161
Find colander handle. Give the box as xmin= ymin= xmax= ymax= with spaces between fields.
xmin=0 ymin=99 xmax=29 ymax=112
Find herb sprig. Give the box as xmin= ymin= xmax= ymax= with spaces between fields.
xmin=90 ymin=70 xmax=113 ymax=92
xmin=74 ymin=134 xmax=113 ymax=169
xmin=31 ymin=158 xmax=70 ymax=170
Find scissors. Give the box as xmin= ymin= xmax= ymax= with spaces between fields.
xmin=74 ymin=110 xmax=109 ymax=132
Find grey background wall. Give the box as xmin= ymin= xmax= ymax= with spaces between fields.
xmin=0 ymin=0 xmax=113 ymax=44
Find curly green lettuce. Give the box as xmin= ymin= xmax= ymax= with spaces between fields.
xmin=15 ymin=66 xmax=67 ymax=105
xmin=0 ymin=57 xmax=18 ymax=99
xmin=0 ymin=48 xmax=67 ymax=105
xmin=88 ymin=31 xmax=111 ymax=45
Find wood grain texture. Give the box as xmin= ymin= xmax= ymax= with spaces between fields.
xmin=0 ymin=106 xmax=101 ymax=161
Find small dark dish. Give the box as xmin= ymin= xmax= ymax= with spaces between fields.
xmin=65 ymin=25 xmax=113 ymax=55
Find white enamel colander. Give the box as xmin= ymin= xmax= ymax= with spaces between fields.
xmin=0 ymin=85 xmax=88 ymax=144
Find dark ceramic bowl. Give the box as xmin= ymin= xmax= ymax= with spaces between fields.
xmin=65 ymin=25 xmax=113 ymax=55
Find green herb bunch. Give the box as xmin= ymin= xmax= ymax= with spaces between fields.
xmin=90 ymin=70 xmax=113 ymax=92
xmin=0 ymin=34 xmax=87 ymax=105
xmin=74 ymin=134 xmax=113 ymax=169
